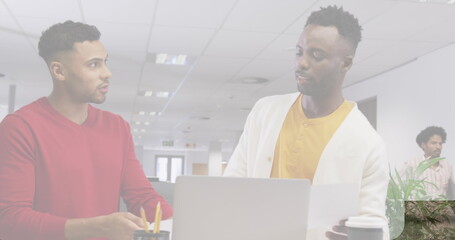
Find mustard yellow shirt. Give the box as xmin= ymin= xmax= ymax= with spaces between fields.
xmin=270 ymin=94 xmax=354 ymax=181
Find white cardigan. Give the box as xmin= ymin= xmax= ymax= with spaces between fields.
xmin=224 ymin=92 xmax=389 ymax=239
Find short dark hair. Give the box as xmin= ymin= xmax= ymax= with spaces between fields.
xmin=416 ymin=126 xmax=447 ymax=146
xmin=305 ymin=5 xmax=362 ymax=51
xmin=38 ymin=20 xmax=100 ymax=62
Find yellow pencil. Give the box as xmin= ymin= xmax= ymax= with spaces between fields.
xmin=156 ymin=209 xmax=162 ymax=233
xmin=140 ymin=207 xmax=149 ymax=233
xmin=153 ymin=202 xmax=161 ymax=233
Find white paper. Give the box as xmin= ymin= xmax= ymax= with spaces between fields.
xmin=308 ymin=184 xmax=359 ymax=229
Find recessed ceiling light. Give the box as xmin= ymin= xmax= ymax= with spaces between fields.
xmin=144 ymin=121 xmax=150 ymax=125
xmin=138 ymin=111 xmax=146 ymax=116
xmin=152 ymin=53 xmax=189 ymax=65
xmin=134 ymin=121 xmax=141 ymax=125
xmin=239 ymin=77 xmax=269 ymax=84
xmin=175 ymin=55 xmax=187 ymax=65
xmin=139 ymin=90 xmax=172 ymax=98
xmin=155 ymin=91 xmax=172 ymax=98
xmin=144 ymin=91 xmax=153 ymax=97
xmin=133 ymin=128 xmax=138 ymax=132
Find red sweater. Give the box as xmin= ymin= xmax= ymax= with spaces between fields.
xmin=0 ymin=98 xmax=172 ymax=240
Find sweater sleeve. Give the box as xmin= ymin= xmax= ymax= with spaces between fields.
xmin=0 ymin=115 xmax=67 ymax=240
xmin=224 ymin=98 xmax=264 ymax=177
xmin=359 ymin=137 xmax=390 ymax=240
xmin=119 ymin=121 xmax=173 ymax=221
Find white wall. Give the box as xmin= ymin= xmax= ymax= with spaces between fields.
xmin=344 ymin=42 xmax=455 ymax=169
xmin=0 ymin=105 xmax=6 ymax=121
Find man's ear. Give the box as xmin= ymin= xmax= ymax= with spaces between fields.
xmin=420 ymin=142 xmax=426 ymax=150
xmin=340 ymin=55 xmax=353 ymax=72
xmin=49 ymin=61 xmax=66 ymax=81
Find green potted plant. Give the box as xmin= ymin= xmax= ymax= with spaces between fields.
xmin=387 ymin=157 xmax=455 ymax=239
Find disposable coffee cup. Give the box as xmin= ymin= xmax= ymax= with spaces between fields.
xmin=133 ymin=230 xmax=170 ymax=240
xmin=345 ymin=216 xmax=384 ymax=240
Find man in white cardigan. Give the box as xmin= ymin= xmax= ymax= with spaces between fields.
xmin=224 ymin=5 xmax=389 ymax=240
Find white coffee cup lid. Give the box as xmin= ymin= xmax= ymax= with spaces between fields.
xmin=345 ymin=216 xmax=385 ymax=229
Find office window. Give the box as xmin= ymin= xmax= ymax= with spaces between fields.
xmin=155 ymin=155 xmax=184 ymax=182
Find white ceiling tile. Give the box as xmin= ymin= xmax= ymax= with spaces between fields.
xmin=169 ymin=90 xmax=217 ymax=111
xmin=15 ymin=16 xmax=83 ymax=39
xmin=362 ymin=2 xmax=455 ymax=40
xmin=344 ymin=64 xmax=397 ymax=87
xmin=406 ymin=14 xmax=455 ymax=44
xmin=155 ymin=0 xmax=237 ymax=28
xmin=148 ymin=26 xmax=215 ymax=55
xmin=223 ymin=0 xmax=318 ymax=33
xmin=189 ymin=56 xmax=251 ymax=84
xmin=360 ymin=40 xmax=444 ymax=69
xmin=135 ymin=96 xmax=169 ymax=111
xmin=285 ymin=0 xmax=396 ymax=35
xmin=205 ymin=30 xmax=277 ymax=58
xmin=140 ymin=63 xmax=191 ymax=91
xmin=217 ymin=82 xmax=262 ymax=96
xmin=106 ymin=52 xmax=145 ymax=86
xmin=110 ymin=51 xmax=146 ymax=65
xmin=253 ymin=71 xmax=296 ymax=98
xmin=104 ymin=84 xmax=137 ymax=103
xmin=317 ymin=0 xmax=396 ymax=25
xmin=0 ymin=32 xmax=35 ymax=65
xmin=95 ymin=23 xmax=150 ymax=53
xmin=235 ymin=59 xmax=294 ymax=82
xmin=82 ymin=0 xmax=157 ymax=24
xmin=256 ymin=34 xmax=300 ymax=60
xmin=3 ymin=0 xmax=81 ymax=19
xmin=355 ymin=38 xmax=396 ymax=63
xmin=0 ymin=3 xmax=16 ymax=27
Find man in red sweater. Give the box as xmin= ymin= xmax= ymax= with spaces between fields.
xmin=0 ymin=21 xmax=172 ymax=240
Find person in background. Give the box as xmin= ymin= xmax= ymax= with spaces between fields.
xmin=224 ymin=6 xmax=389 ymax=240
xmin=402 ymin=126 xmax=454 ymax=199
xmin=0 ymin=21 xmax=172 ymax=240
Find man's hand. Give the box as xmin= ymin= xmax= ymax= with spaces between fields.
xmin=325 ymin=219 xmax=348 ymax=240
xmin=65 ymin=212 xmax=146 ymax=240
xmin=100 ymin=212 xmax=145 ymax=240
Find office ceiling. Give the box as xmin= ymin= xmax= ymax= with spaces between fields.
xmin=1 ymin=0 xmax=455 ymax=151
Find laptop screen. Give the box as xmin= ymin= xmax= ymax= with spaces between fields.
xmin=172 ymin=176 xmax=310 ymax=240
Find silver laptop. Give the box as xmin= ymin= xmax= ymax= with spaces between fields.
xmin=172 ymin=176 xmax=310 ymax=240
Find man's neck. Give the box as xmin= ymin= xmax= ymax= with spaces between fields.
xmin=301 ymin=92 xmax=344 ymax=119
xmin=424 ymin=154 xmax=441 ymax=167
xmin=48 ymin=92 xmax=89 ymax=125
